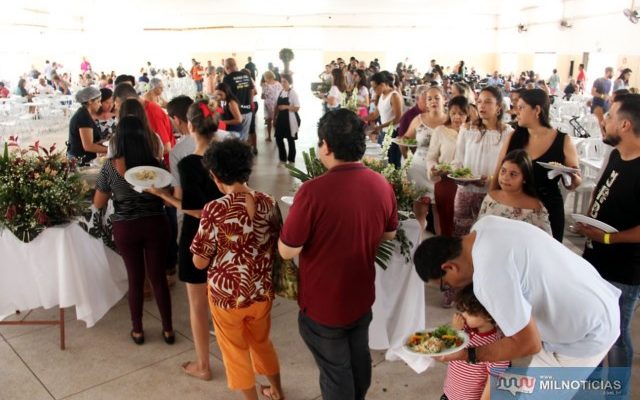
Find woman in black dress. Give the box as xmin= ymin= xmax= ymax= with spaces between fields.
xmin=492 ymin=89 xmax=581 ymax=241
xmin=274 ymin=73 xmax=300 ymax=164
xmin=145 ymin=101 xmax=222 ymax=380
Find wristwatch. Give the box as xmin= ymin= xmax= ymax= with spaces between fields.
xmin=467 ymin=347 xmax=478 ymax=364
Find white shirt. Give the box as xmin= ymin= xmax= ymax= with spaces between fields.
xmin=377 ymin=91 xmax=400 ymax=126
xmin=453 ymin=125 xmax=513 ymax=193
xmin=471 ymin=216 xmax=621 ymax=358
xmin=426 ymin=125 xmax=458 ymax=180
xmin=327 ymin=85 xmax=343 ymax=109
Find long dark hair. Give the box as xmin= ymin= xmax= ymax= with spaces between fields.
xmin=445 ymin=96 xmax=470 ymax=126
xmin=519 ymin=88 xmax=552 ymax=128
xmin=187 ymin=101 xmax=217 ymax=139
xmin=215 ymin=82 xmax=240 ymax=105
xmin=117 ymin=98 xmax=162 ymax=158
xmin=113 ymin=116 xmax=162 ymax=170
xmin=499 ymin=149 xmax=538 ymax=198
xmin=355 ymin=70 xmax=368 ymax=90
xmin=331 ymin=68 xmax=346 ymax=92
xmin=474 ymin=86 xmax=506 ymax=135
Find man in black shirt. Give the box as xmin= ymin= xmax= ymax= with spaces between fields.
xmin=245 ymin=57 xmax=257 ymax=81
xmin=223 ymin=58 xmax=255 ymax=142
xmin=578 ymin=94 xmax=640 ymax=396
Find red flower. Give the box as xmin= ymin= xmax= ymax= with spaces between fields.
xmin=34 ymin=209 xmax=49 ymax=225
xmin=4 ymin=205 xmax=16 ymax=221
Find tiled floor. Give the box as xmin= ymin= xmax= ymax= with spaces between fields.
xmin=1 ymin=93 xmax=638 ymax=399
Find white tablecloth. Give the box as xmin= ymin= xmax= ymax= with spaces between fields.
xmin=369 ymin=219 xmax=427 ymax=369
xmin=0 ymin=223 xmax=128 ymax=327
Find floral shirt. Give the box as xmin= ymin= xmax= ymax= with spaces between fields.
xmin=478 ymin=193 xmax=552 ymax=236
xmin=190 ymin=191 xmax=280 ymax=309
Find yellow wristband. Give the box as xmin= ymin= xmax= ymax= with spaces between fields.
xmin=603 ymin=233 xmax=611 ymax=245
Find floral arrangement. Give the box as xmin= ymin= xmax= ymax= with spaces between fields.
xmin=341 ymin=90 xmax=359 ymax=113
xmin=285 ymin=139 xmax=427 ymax=268
xmin=0 ymin=138 xmax=88 ymax=242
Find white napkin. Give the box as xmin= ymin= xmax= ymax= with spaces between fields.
xmin=547 ymin=169 xmax=573 ymax=186
xmin=385 ymin=346 xmax=435 ymax=374
xmin=133 ymin=185 xmax=145 ymax=193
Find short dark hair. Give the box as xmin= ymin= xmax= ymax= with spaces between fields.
xmin=445 ymin=96 xmax=470 ymax=126
xmin=614 ymin=93 xmax=640 ymax=137
xmin=113 ymin=83 xmax=138 ymax=101
xmin=202 ymin=139 xmax=254 ymax=185
xmin=413 ymin=236 xmax=462 ymax=282
xmin=280 ymin=73 xmax=292 ymax=84
xmin=99 ymin=88 xmax=112 ymax=102
xmin=114 ymin=74 xmax=135 ymax=86
xmin=167 ymin=95 xmax=194 ymax=122
xmin=317 ymin=109 xmax=366 ymax=162
xmin=455 ymin=285 xmax=494 ymax=322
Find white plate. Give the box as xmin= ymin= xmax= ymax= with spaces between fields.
xmin=447 ymin=174 xmax=482 ymax=183
xmin=537 ymin=161 xmax=580 ymax=174
xmin=280 ymin=196 xmax=294 ymax=206
xmin=124 ymin=166 xmax=173 ymax=188
xmin=571 ymin=214 xmax=618 ymax=233
xmin=392 ymin=138 xmax=418 ymax=148
xmin=402 ymin=328 xmax=469 ymax=357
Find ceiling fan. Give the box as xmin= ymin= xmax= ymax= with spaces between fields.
xmin=624 ymin=1 xmax=639 ymax=24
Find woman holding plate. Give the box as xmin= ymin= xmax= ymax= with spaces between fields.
xmin=452 ymin=86 xmax=513 ymax=237
xmin=492 ymin=89 xmax=581 ymax=241
xmin=144 ymin=101 xmax=223 ymax=380
xmin=93 ymin=116 xmax=174 ymax=346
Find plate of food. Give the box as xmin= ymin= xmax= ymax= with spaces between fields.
xmin=537 ymin=161 xmax=580 ymax=174
xmin=448 ymin=167 xmax=481 ymax=182
xmin=435 ymin=163 xmax=454 ymax=174
xmin=392 ymin=138 xmax=418 ymax=148
xmin=403 ymin=325 xmax=469 ymax=357
xmin=124 ymin=166 xmax=173 ymax=188
xmin=571 ymin=214 xmax=618 ymax=233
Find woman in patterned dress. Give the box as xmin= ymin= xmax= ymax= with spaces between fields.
xmin=261 ymin=70 xmax=282 ymax=142
xmin=191 ymin=139 xmax=285 ymax=400
xmin=478 ymin=149 xmax=552 ymax=235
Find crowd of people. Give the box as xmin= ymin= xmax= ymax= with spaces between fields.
xmin=2 ymin=52 xmax=639 ymax=400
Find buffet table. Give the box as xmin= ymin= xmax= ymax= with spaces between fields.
xmin=369 ymin=219 xmax=426 ymax=365
xmin=0 ymin=223 xmax=128 ymax=349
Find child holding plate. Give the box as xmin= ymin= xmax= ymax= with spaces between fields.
xmin=441 ymin=285 xmax=510 ymax=400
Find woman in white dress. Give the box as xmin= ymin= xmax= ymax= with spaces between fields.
xmin=452 ymin=86 xmax=513 ymax=237
xmin=325 ymin=68 xmax=346 ymax=111
xmin=404 ymin=86 xmax=447 ymax=192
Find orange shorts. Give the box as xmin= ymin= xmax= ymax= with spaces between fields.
xmin=210 ymin=298 xmax=280 ymax=390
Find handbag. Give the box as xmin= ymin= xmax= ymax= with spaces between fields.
xmin=272 ymin=253 xmax=299 ymax=300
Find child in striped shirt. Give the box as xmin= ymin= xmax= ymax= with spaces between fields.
xmin=441 ymin=285 xmax=510 ymax=400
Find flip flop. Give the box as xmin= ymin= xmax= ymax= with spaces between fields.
xmin=259 ymin=384 xmax=284 ymax=400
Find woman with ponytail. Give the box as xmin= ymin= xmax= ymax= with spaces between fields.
xmin=145 ymin=101 xmax=224 ymax=381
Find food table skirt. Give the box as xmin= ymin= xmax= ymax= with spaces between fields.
xmin=0 ymin=223 xmax=128 ymax=330
xmin=369 ymin=219 xmax=426 ymax=364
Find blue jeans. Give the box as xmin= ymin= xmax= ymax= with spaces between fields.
xmin=607 ymin=281 xmax=639 ymax=397
xmin=608 ymin=282 xmax=640 ymax=367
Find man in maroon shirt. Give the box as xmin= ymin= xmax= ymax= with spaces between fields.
xmin=279 ymin=109 xmax=398 ymax=400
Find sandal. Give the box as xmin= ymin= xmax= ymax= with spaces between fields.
xmin=181 ymin=361 xmax=212 ymax=381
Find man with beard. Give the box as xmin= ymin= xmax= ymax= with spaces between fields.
xmin=577 ymin=93 xmax=640 ymax=398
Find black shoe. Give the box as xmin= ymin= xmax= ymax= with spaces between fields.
xmin=252 ymin=147 xmax=258 ymax=155
xmin=163 ymin=330 xmax=175 ymax=345
xmin=130 ymin=330 xmax=144 ymax=345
